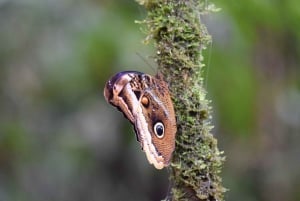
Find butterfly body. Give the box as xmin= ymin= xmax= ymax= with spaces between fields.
xmin=104 ymin=71 xmax=177 ymax=169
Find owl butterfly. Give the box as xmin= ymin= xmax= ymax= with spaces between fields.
xmin=103 ymin=71 xmax=177 ymax=169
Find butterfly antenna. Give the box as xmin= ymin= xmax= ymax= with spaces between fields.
xmin=136 ymin=52 xmax=156 ymax=73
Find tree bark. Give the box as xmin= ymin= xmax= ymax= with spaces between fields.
xmin=136 ymin=0 xmax=226 ymax=200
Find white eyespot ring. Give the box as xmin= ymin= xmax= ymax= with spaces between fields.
xmin=154 ymin=122 xmax=164 ymax=138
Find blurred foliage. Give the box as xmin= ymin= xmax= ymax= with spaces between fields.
xmin=0 ymin=0 xmax=299 ymax=201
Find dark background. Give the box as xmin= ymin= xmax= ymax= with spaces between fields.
xmin=0 ymin=0 xmax=299 ymax=201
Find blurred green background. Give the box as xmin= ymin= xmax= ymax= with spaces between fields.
xmin=0 ymin=0 xmax=299 ymax=201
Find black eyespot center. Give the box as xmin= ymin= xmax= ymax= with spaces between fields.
xmin=154 ymin=122 xmax=164 ymax=138
xmin=156 ymin=125 xmax=163 ymax=135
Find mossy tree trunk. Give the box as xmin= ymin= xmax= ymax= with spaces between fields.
xmin=136 ymin=0 xmax=226 ymax=200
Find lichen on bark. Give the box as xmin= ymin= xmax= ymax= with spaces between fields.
xmin=136 ymin=0 xmax=226 ymax=200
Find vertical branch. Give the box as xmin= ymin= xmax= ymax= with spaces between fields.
xmin=136 ymin=0 xmax=226 ymax=201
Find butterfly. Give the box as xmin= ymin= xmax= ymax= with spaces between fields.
xmin=104 ymin=71 xmax=177 ymax=169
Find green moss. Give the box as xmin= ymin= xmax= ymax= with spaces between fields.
xmin=137 ymin=0 xmax=226 ymax=200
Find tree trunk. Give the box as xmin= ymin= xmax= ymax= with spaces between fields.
xmin=136 ymin=0 xmax=226 ymax=200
